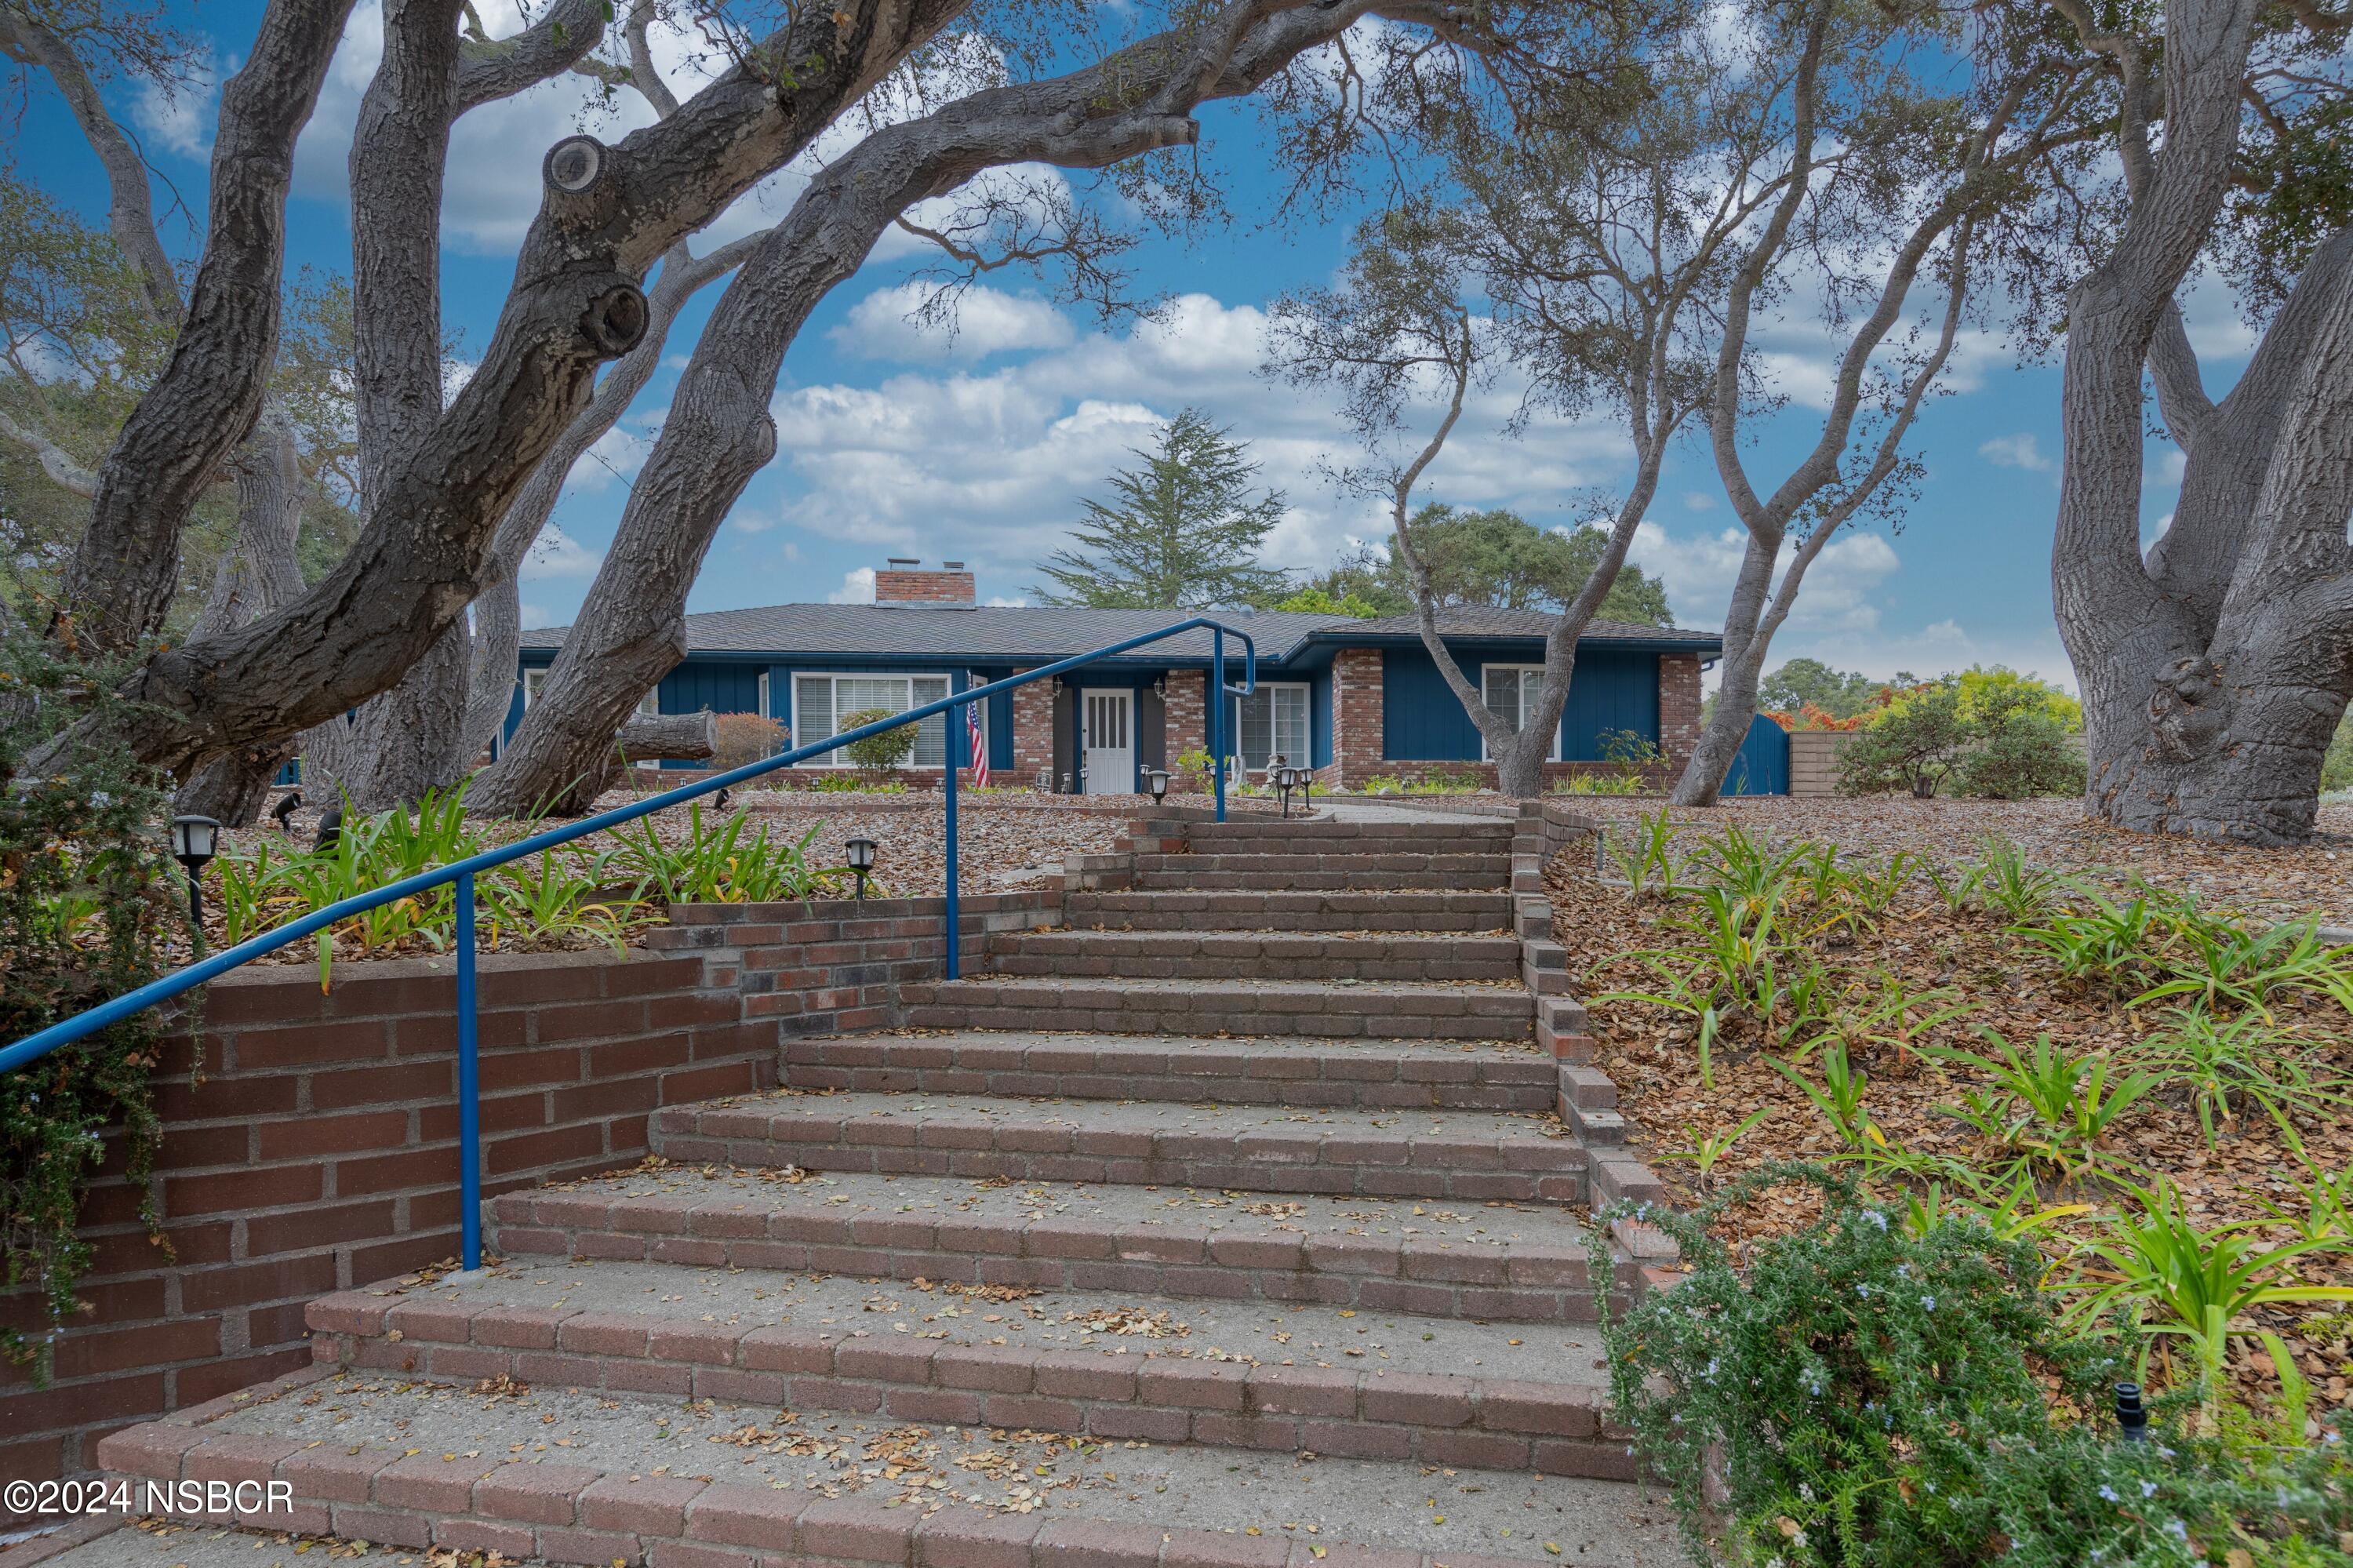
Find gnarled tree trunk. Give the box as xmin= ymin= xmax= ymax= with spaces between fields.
xmin=475 ymin=0 xmax=1424 ymax=817
xmin=2049 ymin=0 xmax=2353 ymax=844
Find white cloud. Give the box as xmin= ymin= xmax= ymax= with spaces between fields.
xmin=766 ymin=293 xmax=1627 ymax=584
xmin=1978 ymin=432 xmax=2051 ymax=471
xmin=827 ymin=567 xmax=876 ymax=603
xmin=133 ymin=57 xmax=220 ymax=158
xmin=837 ymin=282 xmax=1075 ymax=361
xmin=520 ymin=523 xmax=601 ymax=580
xmin=289 ymin=0 xmax=813 ymax=253
xmin=1627 ymin=522 xmax=1900 ymax=633
xmin=565 ymin=423 xmax=651 ymax=493
xmin=1680 ymin=491 xmax=1717 ymax=512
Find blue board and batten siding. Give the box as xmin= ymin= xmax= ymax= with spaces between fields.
xmin=502 ymin=640 xmax=1743 ymax=784
xmin=1380 ymin=646 xmax=1661 ymax=762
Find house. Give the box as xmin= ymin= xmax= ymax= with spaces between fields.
xmin=511 ymin=559 xmax=1724 ymax=791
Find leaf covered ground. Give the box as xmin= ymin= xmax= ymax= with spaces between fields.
xmin=1547 ymin=799 xmax=2353 ymax=1424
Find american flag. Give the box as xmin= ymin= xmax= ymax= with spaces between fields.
xmin=966 ymin=687 xmax=989 ymax=787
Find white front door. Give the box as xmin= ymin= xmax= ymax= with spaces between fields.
xmin=1081 ymin=689 xmax=1134 ymax=795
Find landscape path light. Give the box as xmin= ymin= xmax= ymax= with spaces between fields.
xmin=169 ymin=815 xmax=223 ymax=933
xmin=845 ymin=836 xmax=878 ymax=900
xmin=1145 ymin=768 xmax=1170 ymax=803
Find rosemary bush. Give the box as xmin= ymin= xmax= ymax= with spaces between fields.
xmin=0 ymin=631 xmax=178 ymax=1381
xmin=1599 ymin=1163 xmax=2352 ymax=1566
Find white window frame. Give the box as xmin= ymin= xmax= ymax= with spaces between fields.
xmin=1479 ymin=664 xmax=1562 ymax=762
xmin=791 ymin=671 xmax=954 ymax=768
xmin=1227 ymin=682 xmax=1311 ymax=773
xmin=521 ymin=669 xmax=657 ymax=718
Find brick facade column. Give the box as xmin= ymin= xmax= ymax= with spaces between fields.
xmin=1161 ymin=671 xmax=1206 ymax=784
xmin=1658 ymin=653 xmax=1703 ymax=763
xmin=1329 ymin=649 xmax=1384 ymax=788
xmin=1009 ymin=669 xmax=1054 ymax=788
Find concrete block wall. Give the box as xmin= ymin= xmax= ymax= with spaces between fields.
xmin=1788 ymin=729 xmax=1851 ymax=796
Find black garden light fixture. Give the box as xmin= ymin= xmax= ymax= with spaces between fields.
xmin=1145 ymin=768 xmax=1170 ymax=803
xmin=2115 ymin=1382 xmax=2148 ymax=1442
xmin=845 ymin=836 xmax=878 ymax=900
xmin=1274 ymin=764 xmax=1308 ymax=818
xmin=169 ymin=815 xmax=223 ymax=932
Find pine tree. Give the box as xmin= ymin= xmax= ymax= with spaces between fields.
xmin=1034 ymin=409 xmax=1293 ymax=608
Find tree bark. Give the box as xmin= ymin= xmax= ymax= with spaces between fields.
xmin=38 ymin=0 xmax=968 ymax=780
xmin=473 ymin=0 xmax=1450 ymax=817
xmin=174 ymin=407 xmax=311 ymax=823
xmin=2049 ymin=0 xmax=2353 ymax=843
xmin=55 ymin=0 xmax=358 ymax=651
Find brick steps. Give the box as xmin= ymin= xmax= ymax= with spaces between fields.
xmin=101 ymin=1362 xmax=1685 ymax=1566
xmin=1064 ymin=890 xmax=1515 ymax=932
xmin=1129 ymin=868 xmax=1508 ymax=891
xmin=300 ymin=1258 xmax=1626 ymax=1477
xmin=1183 ymin=820 xmax=1516 ymax=846
xmin=648 ymin=1092 xmax=1586 ymax=1202
xmin=489 ymin=1170 xmax=1620 ymax=1322
xmin=898 ymin=977 xmax=1534 ymax=1041
xmin=982 ymin=930 xmax=1523 ymax=982
xmin=780 ymin=1031 xmax=1558 ymax=1110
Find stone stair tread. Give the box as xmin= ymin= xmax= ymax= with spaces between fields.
xmin=675 ymin=1090 xmax=1573 ymax=1148
xmin=505 ymin=1166 xmax=1591 ymax=1248
xmin=995 ymin=929 xmax=1519 ymax=946
xmin=322 ymin=1254 xmax=1610 ymax=1388
xmin=916 ymin=977 xmax=1530 ymax=998
xmin=142 ymin=1370 xmax=1686 ymax=1565
xmin=793 ymin=1030 xmax=1551 ymax=1060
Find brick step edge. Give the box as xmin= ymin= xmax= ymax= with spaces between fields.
xmin=982 ymin=956 xmax=1522 ymax=984
xmin=1129 ymin=874 xmax=1511 ymax=892
xmin=305 ymin=1297 xmax=1632 ymax=1478
xmin=1133 ymin=855 xmax=1510 ymax=872
xmin=100 ymin=1410 xmax=1593 ymax=1568
xmin=1061 ymin=912 xmax=1515 ymax=933
xmin=649 ymin=1115 xmax=1587 ymax=1205
xmin=488 ymin=1193 xmax=1630 ymax=1324
xmin=780 ymin=1037 xmax=1556 ymax=1112
xmin=901 ymin=1005 xmax=1531 ymax=1044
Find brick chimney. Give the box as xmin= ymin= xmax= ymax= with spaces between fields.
xmin=873 ymin=558 xmax=976 ymax=608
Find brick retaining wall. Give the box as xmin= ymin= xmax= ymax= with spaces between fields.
xmin=0 ymin=893 xmax=1044 ymax=1501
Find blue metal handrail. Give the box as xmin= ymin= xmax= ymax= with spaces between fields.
xmin=3 ymin=615 xmax=1258 ymax=1268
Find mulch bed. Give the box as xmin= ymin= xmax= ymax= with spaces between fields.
xmin=1544 ymin=799 xmax=2353 ymax=1421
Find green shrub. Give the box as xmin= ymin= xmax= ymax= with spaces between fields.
xmin=1838 ymin=679 xmax=1969 ymax=797
xmin=1599 ymin=1164 xmax=2353 ymax=1566
xmin=837 ymin=707 xmax=917 ymax=776
xmin=0 ymin=631 xmax=180 ymax=1382
xmin=1603 ymin=1165 xmax=2105 ymax=1564
xmin=1839 ymin=669 xmax=2082 ymax=799
xmin=2324 ymin=710 xmax=2352 ymax=794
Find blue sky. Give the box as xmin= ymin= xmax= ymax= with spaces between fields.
xmin=18 ymin=0 xmax=2237 ymax=692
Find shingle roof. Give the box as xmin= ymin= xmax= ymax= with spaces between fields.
xmin=1335 ymin=607 xmax=1723 ymax=646
xmin=518 ymin=602 xmax=1722 ymax=660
